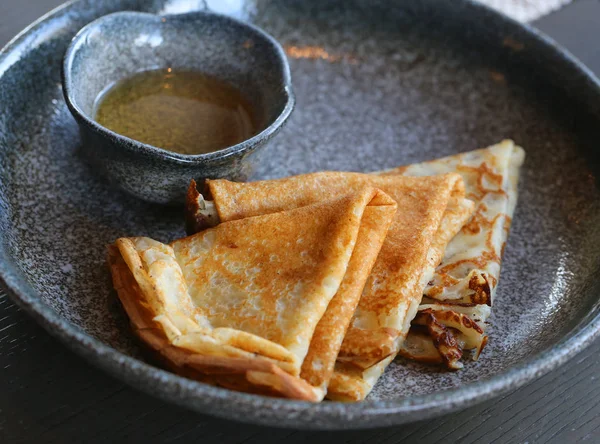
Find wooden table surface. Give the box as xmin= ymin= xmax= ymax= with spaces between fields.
xmin=1 ymin=1 xmax=599 ymax=443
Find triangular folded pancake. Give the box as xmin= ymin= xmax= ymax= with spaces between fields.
xmin=384 ymin=140 xmax=525 ymax=368
xmin=108 ymin=187 xmax=397 ymax=401
xmin=186 ymin=172 xmax=474 ymax=400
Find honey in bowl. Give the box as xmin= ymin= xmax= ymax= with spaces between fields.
xmin=93 ymin=69 xmax=257 ymax=155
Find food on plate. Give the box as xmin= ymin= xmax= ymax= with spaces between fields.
xmin=109 ymin=140 xmax=524 ymax=402
xmin=185 ymin=171 xmax=473 ymax=400
xmin=386 ymin=140 xmax=525 ymax=369
xmin=108 ymin=188 xmax=396 ymax=401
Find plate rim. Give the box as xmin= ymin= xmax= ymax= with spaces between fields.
xmin=1 ymin=0 xmax=600 ymax=430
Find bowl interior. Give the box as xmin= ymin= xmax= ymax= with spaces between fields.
xmin=64 ymin=11 xmax=291 ymax=135
xmin=2 ymin=0 xmax=600 ymax=429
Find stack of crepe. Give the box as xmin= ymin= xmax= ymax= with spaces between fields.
xmin=108 ymin=140 xmax=524 ymax=402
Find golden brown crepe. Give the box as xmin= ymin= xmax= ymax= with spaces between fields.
xmin=185 ymin=171 xmax=474 ymax=400
xmin=385 ymin=140 xmax=525 ymax=368
xmin=109 ymin=187 xmax=396 ymax=401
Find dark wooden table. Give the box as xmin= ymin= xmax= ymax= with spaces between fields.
xmin=1 ymin=1 xmax=599 ymax=442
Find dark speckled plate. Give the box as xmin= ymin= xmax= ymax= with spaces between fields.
xmin=1 ymin=0 xmax=600 ymax=430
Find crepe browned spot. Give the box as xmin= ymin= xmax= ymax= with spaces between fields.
xmin=109 ymin=187 xmax=396 ymax=401
xmin=385 ymin=140 xmax=525 ymax=368
xmin=186 ymin=171 xmax=474 ymax=400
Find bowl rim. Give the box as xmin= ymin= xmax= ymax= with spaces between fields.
xmin=2 ymin=0 xmax=600 ymax=430
xmin=61 ymin=9 xmax=295 ymax=165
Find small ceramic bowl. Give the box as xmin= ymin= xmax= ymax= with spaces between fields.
xmin=62 ymin=11 xmax=294 ymax=204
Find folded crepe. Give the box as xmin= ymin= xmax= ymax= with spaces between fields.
xmin=185 ymin=171 xmax=474 ymax=401
xmin=384 ymin=140 xmax=525 ymax=369
xmin=108 ymin=187 xmax=397 ymax=401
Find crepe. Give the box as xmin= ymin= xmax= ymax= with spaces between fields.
xmin=384 ymin=140 xmax=525 ymax=368
xmin=185 ymin=171 xmax=474 ymax=400
xmin=108 ymin=187 xmax=397 ymax=401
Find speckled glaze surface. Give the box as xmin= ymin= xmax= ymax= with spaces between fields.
xmin=63 ymin=10 xmax=294 ymax=204
xmin=1 ymin=0 xmax=600 ymax=430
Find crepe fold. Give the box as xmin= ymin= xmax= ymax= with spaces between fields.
xmin=186 ymin=171 xmax=474 ymax=401
xmin=108 ymin=187 xmax=397 ymax=401
xmin=385 ymin=140 xmax=525 ymax=369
